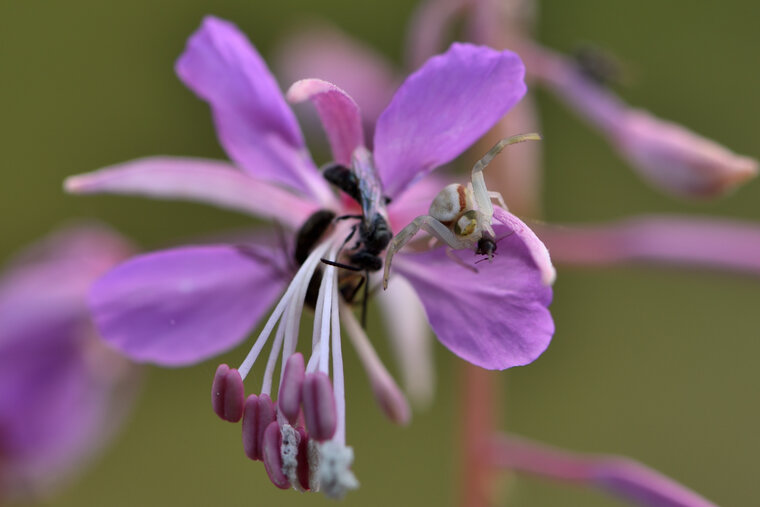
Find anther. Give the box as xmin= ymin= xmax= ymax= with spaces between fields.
xmin=296 ymin=426 xmax=311 ymax=491
xmin=211 ymin=364 xmax=245 ymax=422
xmin=262 ymin=421 xmax=290 ymax=489
xmin=242 ymin=393 xmax=276 ymax=461
xmin=278 ymin=353 xmax=305 ymax=426
xmin=301 ymin=372 xmax=338 ymax=442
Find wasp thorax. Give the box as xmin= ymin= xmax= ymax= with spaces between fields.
xmin=429 ymin=184 xmax=473 ymax=223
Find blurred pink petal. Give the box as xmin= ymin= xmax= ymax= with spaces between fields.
xmin=615 ymin=110 xmax=757 ymax=197
xmin=488 ymin=434 xmax=717 ymax=507
xmin=527 ymin=45 xmax=757 ymax=197
xmin=376 ymin=274 xmax=434 ymax=408
xmin=405 ymin=0 xmax=469 ymax=69
xmin=287 ymin=79 xmax=365 ymax=166
xmin=65 ymin=157 xmax=319 ymax=229
xmin=274 ymin=23 xmax=398 ymax=132
xmin=0 ymin=226 xmax=138 ymax=500
xmin=536 ymin=215 xmax=760 ymax=276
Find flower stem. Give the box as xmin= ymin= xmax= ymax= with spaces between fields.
xmin=459 ymin=363 xmax=503 ymax=507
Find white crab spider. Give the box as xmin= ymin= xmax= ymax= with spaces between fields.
xmin=383 ymin=133 xmax=541 ymax=289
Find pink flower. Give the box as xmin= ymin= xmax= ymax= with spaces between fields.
xmin=66 ymin=16 xmax=555 ymax=497
xmin=0 ymin=225 xmax=138 ymax=500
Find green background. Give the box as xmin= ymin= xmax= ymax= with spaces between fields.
xmin=1 ymin=1 xmax=758 ymax=505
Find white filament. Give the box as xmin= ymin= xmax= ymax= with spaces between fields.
xmin=330 ymin=268 xmax=346 ymax=445
xmin=237 ymin=241 xmax=330 ymax=380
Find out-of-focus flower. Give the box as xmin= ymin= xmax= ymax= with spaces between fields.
xmin=66 ymin=16 xmax=554 ymax=497
xmin=535 ymin=215 xmax=760 ymax=276
xmin=487 ymin=434 xmax=717 ymax=507
xmin=0 ymin=225 xmax=138 ymax=501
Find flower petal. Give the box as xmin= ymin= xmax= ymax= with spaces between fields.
xmin=0 ymin=226 xmax=136 ymax=497
xmin=65 ymin=157 xmax=319 ymax=229
xmin=488 ymin=434 xmax=717 ymax=507
xmin=286 ymin=79 xmax=365 ymax=166
xmin=492 ymin=207 xmax=556 ymax=286
xmin=405 ymin=0 xmax=469 ymax=68
xmin=392 ymin=222 xmax=553 ymax=370
xmin=90 ymin=244 xmax=290 ymax=366
xmin=175 ymin=16 xmax=332 ymax=203
xmin=613 ymin=110 xmax=757 ymax=197
xmin=375 ymin=274 xmax=435 ymax=408
xmin=274 ymin=23 xmax=398 ymax=133
xmin=374 ymin=43 xmax=527 ymax=198
xmin=527 ymin=45 xmax=757 ymax=197
xmin=0 ymin=225 xmax=132 ymax=343
xmin=536 ymin=215 xmax=760 ymax=276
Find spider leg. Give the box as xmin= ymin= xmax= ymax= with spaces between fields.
xmin=383 ymin=215 xmax=473 ymax=289
xmin=336 ymin=224 xmax=358 ymax=259
xmin=321 ymin=258 xmax=363 ymax=271
xmin=470 ymin=133 xmax=542 ymax=221
xmin=488 ymin=191 xmax=508 ymax=211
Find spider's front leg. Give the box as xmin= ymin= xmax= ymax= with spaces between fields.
xmin=383 ymin=215 xmax=471 ymax=289
xmin=470 ymin=133 xmax=542 ymax=221
xmin=488 ymin=191 xmax=508 ymax=211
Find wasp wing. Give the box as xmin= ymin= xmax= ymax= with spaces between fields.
xmin=351 ymin=147 xmax=384 ymax=228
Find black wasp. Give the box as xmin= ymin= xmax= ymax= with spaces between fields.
xmin=293 ymin=155 xmax=392 ymax=327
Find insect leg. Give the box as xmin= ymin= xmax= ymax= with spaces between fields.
xmin=361 ymin=269 xmax=370 ymax=328
xmin=321 ymin=258 xmax=363 ymax=271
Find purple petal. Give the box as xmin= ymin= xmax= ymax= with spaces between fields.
xmin=527 ymin=45 xmax=757 ymax=197
xmin=0 ymin=225 xmax=132 ymax=344
xmin=488 ymin=434 xmax=717 ymax=507
xmin=492 ymin=207 xmax=556 ymax=286
xmin=536 ymin=215 xmax=760 ymax=276
xmin=613 ymin=110 xmax=757 ymax=197
xmin=392 ymin=222 xmax=553 ymax=370
xmin=90 ymin=244 xmax=290 ymax=366
xmin=65 ymin=157 xmax=319 ymax=229
xmin=0 ymin=226 xmax=136 ymax=496
xmin=175 ymin=16 xmax=332 ymax=203
xmin=405 ymin=0 xmax=469 ymax=68
xmin=374 ymin=43 xmax=526 ymax=198
xmin=273 ymin=23 xmax=398 ymax=134
xmin=287 ymin=79 xmax=365 ymax=166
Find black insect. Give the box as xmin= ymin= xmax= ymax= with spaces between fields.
xmin=293 ymin=209 xmax=335 ymax=309
xmin=294 ymin=209 xmax=336 ymax=266
xmin=475 ymin=233 xmax=497 ymax=260
xmin=321 ymin=162 xmax=393 ymax=327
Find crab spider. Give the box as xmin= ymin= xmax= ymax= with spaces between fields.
xmin=383 ymin=133 xmax=541 ymax=289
